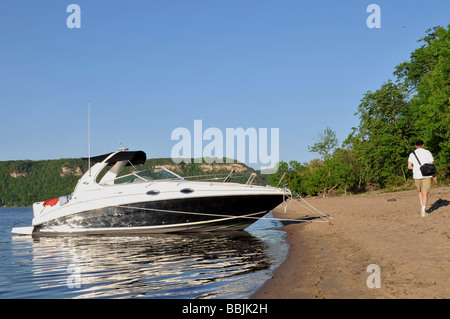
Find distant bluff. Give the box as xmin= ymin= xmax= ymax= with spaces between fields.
xmin=0 ymin=157 xmax=256 ymax=207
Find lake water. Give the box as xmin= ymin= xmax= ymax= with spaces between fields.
xmin=0 ymin=207 xmax=288 ymax=299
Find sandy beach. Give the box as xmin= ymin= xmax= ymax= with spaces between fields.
xmin=252 ymin=186 xmax=450 ymax=299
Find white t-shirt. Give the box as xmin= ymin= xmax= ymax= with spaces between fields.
xmin=408 ymin=148 xmax=434 ymax=179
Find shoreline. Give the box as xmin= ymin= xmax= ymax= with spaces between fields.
xmin=252 ymin=186 xmax=450 ymax=299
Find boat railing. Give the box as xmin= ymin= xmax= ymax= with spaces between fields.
xmin=180 ymin=170 xmax=271 ymax=187
xmin=108 ymin=167 xmax=285 ymax=188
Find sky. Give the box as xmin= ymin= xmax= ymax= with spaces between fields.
xmin=1 ymin=0 xmax=449 ymax=169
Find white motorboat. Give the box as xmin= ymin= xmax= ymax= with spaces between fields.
xmin=12 ymin=150 xmax=289 ymax=236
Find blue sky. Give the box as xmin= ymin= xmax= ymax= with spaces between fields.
xmin=1 ymin=1 xmax=449 ymax=168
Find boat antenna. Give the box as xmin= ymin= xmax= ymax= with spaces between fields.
xmin=118 ymin=142 xmax=128 ymax=152
xmin=88 ymin=102 xmax=91 ymax=176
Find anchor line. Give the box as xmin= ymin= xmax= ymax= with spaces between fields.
xmin=283 ymin=190 xmax=334 ymax=222
xmin=115 ymin=204 xmax=330 ymax=224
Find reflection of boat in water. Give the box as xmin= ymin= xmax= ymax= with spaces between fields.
xmin=14 ymin=230 xmax=282 ymax=298
xmin=12 ymin=149 xmax=289 ymax=236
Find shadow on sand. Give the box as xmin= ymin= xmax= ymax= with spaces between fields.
xmin=428 ymin=198 xmax=449 ymax=214
xmin=278 ymin=216 xmax=322 ymax=227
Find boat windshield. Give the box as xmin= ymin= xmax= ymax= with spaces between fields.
xmin=111 ymin=168 xmax=181 ymax=185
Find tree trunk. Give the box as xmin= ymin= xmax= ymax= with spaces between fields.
xmin=401 ymin=165 xmax=407 ymax=184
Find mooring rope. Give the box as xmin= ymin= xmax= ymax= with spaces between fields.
xmin=115 ymin=190 xmax=333 ymax=224
xmin=59 ymin=185 xmax=332 ymax=226
xmin=286 ymin=191 xmax=334 ymax=221
xmin=115 ymin=204 xmax=330 ymax=223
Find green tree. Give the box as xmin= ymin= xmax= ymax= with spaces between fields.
xmin=277 ymin=24 xmax=450 ymax=197
xmin=394 ymin=24 xmax=450 ymax=177
xmin=308 ymin=127 xmax=338 ymax=161
xmin=345 ymin=81 xmax=414 ymax=188
xmin=328 ymin=147 xmax=360 ymax=194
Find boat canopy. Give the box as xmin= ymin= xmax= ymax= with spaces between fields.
xmin=83 ymin=151 xmax=147 ymax=166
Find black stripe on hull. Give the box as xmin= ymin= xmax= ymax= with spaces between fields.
xmin=33 ymin=194 xmax=284 ymax=235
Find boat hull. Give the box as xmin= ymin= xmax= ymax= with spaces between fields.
xmin=32 ymin=194 xmax=285 ymax=236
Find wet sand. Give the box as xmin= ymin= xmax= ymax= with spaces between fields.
xmin=252 ymin=186 xmax=450 ymax=299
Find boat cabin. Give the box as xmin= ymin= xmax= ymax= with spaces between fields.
xmin=74 ymin=151 xmax=182 ymax=192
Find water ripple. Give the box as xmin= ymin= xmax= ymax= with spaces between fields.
xmin=1 ymin=208 xmax=287 ymax=299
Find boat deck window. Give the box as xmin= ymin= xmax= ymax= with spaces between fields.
xmin=108 ymin=168 xmax=181 ymax=185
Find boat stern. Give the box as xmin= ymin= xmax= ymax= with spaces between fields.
xmin=11 ymin=226 xmax=34 ymax=235
xmin=10 ymin=202 xmax=43 ymax=235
